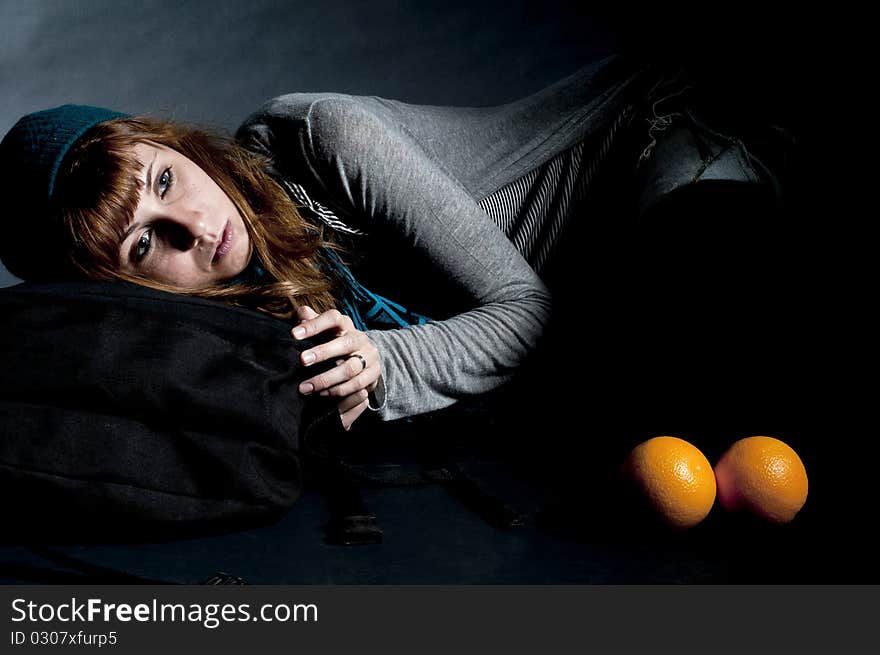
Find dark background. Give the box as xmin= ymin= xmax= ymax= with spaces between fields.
xmin=0 ymin=0 xmax=623 ymax=287
xmin=3 ymin=2 xmax=860 ymax=583
xmin=1 ymin=1 xmax=811 ymax=287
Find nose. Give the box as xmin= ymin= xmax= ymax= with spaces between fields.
xmin=164 ymin=218 xmax=209 ymax=251
xmin=152 ymin=201 xmax=218 ymax=252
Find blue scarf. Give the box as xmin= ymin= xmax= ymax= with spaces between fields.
xmin=229 ymin=249 xmax=432 ymax=331
xmin=321 ymin=249 xmax=431 ymax=331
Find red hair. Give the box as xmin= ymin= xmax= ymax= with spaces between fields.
xmin=54 ymin=116 xmax=340 ymax=319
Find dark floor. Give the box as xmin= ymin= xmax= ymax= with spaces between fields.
xmin=0 ymin=304 xmax=866 ymax=585
xmin=0 ymin=435 xmax=861 ymax=584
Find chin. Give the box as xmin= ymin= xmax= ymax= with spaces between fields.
xmin=232 ymin=243 xmax=253 ymax=276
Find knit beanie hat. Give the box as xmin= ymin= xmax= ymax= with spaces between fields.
xmin=0 ymin=104 xmax=128 ymax=281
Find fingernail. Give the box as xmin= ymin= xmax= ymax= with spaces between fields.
xmin=300 ymin=382 xmax=313 ymax=394
xmin=293 ymin=327 xmax=306 ymax=339
xmin=319 ymin=390 xmax=329 ymax=397
xmin=302 ymin=352 xmax=316 ymax=365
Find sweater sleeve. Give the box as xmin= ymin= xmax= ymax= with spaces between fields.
xmin=237 ymin=95 xmax=552 ymax=421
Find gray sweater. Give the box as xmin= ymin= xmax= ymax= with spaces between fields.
xmin=236 ymin=55 xmax=658 ymax=420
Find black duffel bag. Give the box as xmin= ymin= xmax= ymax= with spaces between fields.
xmin=0 ymin=280 xmax=344 ymax=540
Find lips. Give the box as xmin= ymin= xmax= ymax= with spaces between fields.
xmin=213 ymin=220 xmax=233 ymax=263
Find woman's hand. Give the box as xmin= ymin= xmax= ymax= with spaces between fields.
xmin=292 ymin=306 xmax=381 ymax=431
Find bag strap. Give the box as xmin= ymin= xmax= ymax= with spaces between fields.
xmin=324 ymin=457 xmax=525 ymax=533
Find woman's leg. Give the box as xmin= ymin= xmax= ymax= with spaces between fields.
xmin=355 ymin=54 xmax=667 ymax=201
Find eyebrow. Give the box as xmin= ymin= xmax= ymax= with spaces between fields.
xmin=119 ymin=150 xmax=158 ymax=245
xmin=145 ymin=151 xmax=155 ymax=195
xmin=120 ymin=221 xmax=139 ymax=245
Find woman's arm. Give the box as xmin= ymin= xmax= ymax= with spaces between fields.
xmin=238 ymin=95 xmax=552 ymax=421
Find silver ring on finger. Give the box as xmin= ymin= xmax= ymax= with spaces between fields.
xmin=348 ymin=353 xmax=367 ymax=372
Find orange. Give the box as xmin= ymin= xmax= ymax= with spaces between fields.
xmin=714 ymin=436 xmax=808 ymax=523
xmin=622 ymin=436 xmax=716 ymax=529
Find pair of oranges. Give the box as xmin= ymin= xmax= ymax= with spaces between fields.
xmin=622 ymin=435 xmax=808 ymax=529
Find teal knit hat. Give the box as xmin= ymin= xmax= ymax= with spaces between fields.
xmin=0 ymin=104 xmax=128 ymax=281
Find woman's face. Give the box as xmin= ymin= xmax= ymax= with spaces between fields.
xmin=117 ymin=142 xmax=251 ymax=287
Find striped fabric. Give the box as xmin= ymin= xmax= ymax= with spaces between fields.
xmin=279 ymin=178 xmax=435 ymax=329
xmin=279 ymin=178 xmax=366 ymax=236
xmin=279 ymin=104 xmax=631 ymax=288
xmin=477 ymin=105 xmax=632 ymax=275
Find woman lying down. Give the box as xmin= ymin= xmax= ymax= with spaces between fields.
xmin=0 ymin=55 xmax=667 ymax=431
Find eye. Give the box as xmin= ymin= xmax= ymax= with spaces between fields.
xmin=133 ymin=228 xmax=153 ymax=263
xmin=157 ymin=167 xmax=174 ymax=198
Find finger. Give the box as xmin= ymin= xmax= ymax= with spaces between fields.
xmin=317 ymin=367 xmax=379 ymax=398
xmin=337 ymin=389 xmax=369 ymax=414
xmin=300 ymin=360 xmax=378 ymax=396
xmin=340 ymin=398 xmax=369 ymax=431
xmin=296 ymin=305 xmax=319 ymax=322
xmin=291 ymin=308 xmax=351 ymax=341
xmin=300 ymin=333 xmax=365 ymax=367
